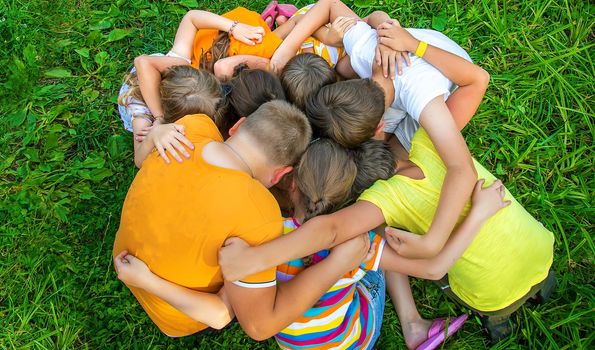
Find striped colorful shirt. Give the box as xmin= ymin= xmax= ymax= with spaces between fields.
xmin=275 ymin=218 xmax=385 ymax=349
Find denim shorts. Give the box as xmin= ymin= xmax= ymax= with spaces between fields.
xmin=359 ymin=269 xmax=386 ymax=348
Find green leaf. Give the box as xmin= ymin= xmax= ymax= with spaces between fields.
xmin=94 ymin=51 xmax=109 ymax=65
xmin=106 ymin=28 xmax=132 ymax=42
xmin=179 ymin=0 xmax=198 ymax=8
xmin=431 ymin=13 xmax=448 ymax=31
xmin=44 ymin=68 xmax=72 ymax=78
xmin=89 ymin=20 xmax=112 ymax=31
xmin=9 ymin=109 xmax=27 ymax=128
xmin=23 ymin=44 xmax=37 ymax=66
xmin=75 ymin=48 xmax=90 ymax=58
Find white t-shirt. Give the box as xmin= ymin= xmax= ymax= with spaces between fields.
xmin=343 ymin=22 xmax=471 ymax=149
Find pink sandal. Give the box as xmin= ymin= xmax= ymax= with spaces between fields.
xmin=277 ymin=4 xmax=298 ymax=18
xmin=260 ymin=0 xmax=279 ymax=29
xmin=416 ymin=314 xmax=468 ymax=350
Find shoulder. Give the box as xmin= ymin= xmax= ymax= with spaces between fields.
xmin=176 ymin=114 xmax=223 ymax=142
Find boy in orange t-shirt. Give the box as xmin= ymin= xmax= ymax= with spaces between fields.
xmin=113 ymin=101 xmax=370 ymax=338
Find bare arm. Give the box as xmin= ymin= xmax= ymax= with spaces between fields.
xmin=380 ymin=179 xmax=510 ymax=278
xmin=377 ymin=24 xmax=489 ymax=128
xmin=113 ymin=252 xmax=233 ymax=330
xmin=394 ymin=97 xmax=477 ymax=258
xmin=213 ymin=55 xmax=270 ymax=80
xmin=225 ymin=234 xmax=370 ymax=340
xmin=219 ymin=201 xmax=385 ymax=282
xmin=134 ymin=123 xmax=194 ymax=168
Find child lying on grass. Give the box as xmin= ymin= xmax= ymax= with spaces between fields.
xmin=116 ymin=135 xmax=508 ymax=348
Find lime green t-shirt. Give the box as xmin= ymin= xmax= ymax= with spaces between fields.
xmin=359 ymin=129 xmax=554 ymax=312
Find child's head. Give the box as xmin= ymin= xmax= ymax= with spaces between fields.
xmin=349 ymin=139 xmax=395 ymax=202
xmin=293 ymin=139 xmax=395 ymax=221
xmin=218 ymin=66 xmax=286 ymax=137
xmin=305 ymin=79 xmax=385 ymax=148
xmin=160 ymin=65 xmax=221 ymax=123
xmin=280 ymin=53 xmax=337 ymax=110
xmin=238 ymin=100 xmax=312 ymax=179
xmin=295 ymin=138 xmax=357 ymax=221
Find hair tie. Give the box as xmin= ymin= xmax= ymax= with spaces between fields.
xmin=309 ymin=137 xmax=320 ymax=146
xmin=221 ymin=84 xmax=232 ymax=97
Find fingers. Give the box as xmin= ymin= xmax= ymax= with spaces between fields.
xmin=375 ymin=46 xmax=381 ymax=66
xmin=163 ymin=141 xmax=182 ymax=163
xmin=169 ymin=137 xmax=190 ymax=159
xmin=223 ymin=237 xmax=242 ymax=247
xmin=377 ymin=21 xmax=393 ymax=30
xmin=378 ymin=36 xmax=395 ymax=49
xmin=174 ymin=132 xmax=194 ymax=152
xmin=389 ymin=52 xmax=396 ymax=79
xmin=474 ymin=178 xmax=486 ymax=191
xmin=403 ymin=52 xmax=411 ymax=66
xmin=155 ymin=143 xmax=171 ymax=164
xmin=382 ymin=49 xmax=389 ymax=78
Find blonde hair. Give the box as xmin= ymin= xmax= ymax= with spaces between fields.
xmin=240 ymin=100 xmax=312 ymax=166
xmin=281 ymin=53 xmax=336 ymax=110
xmin=118 ymin=65 xmax=222 ymax=123
xmin=160 ymin=65 xmax=221 ymax=123
xmin=199 ymin=31 xmax=231 ymax=73
xmin=305 ymin=79 xmax=385 ymax=148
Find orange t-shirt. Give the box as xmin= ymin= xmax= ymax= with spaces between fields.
xmin=191 ymin=7 xmax=283 ymax=68
xmin=113 ymin=114 xmax=282 ymax=337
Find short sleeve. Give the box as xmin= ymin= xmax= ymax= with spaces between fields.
xmin=234 ymin=218 xmax=282 ymax=288
xmin=358 ymin=180 xmax=400 ymax=227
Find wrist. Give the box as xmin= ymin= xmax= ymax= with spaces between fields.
xmin=466 ymin=209 xmax=488 ymax=225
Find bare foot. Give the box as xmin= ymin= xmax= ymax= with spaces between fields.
xmin=265 ymin=16 xmax=274 ymax=29
xmin=402 ymin=318 xmax=433 ymax=350
xmin=276 ymin=15 xmax=288 ymax=26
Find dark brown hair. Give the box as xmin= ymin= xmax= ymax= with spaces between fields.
xmin=281 ymin=53 xmax=337 ymax=110
xmin=305 ymin=79 xmax=385 ymax=148
xmin=218 ymin=66 xmax=286 ymax=137
xmin=240 ymin=100 xmax=312 ymax=166
xmin=349 ymin=139 xmax=395 ymax=202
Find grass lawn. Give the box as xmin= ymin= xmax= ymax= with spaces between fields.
xmin=0 ymin=0 xmax=593 ymax=348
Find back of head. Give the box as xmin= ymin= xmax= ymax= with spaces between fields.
xmin=305 ymin=79 xmax=385 ymax=148
xmin=349 ymin=139 xmax=395 ymax=202
xmin=281 ymin=53 xmax=336 ymax=110
xmin=240 ymin=100 xmax=312 ymax=166
xmin=296 ymin=138 xmax=357 ymax=221
xmin=160 ymin=65 xmax=221 ymax=123
xmin=219 ymin=66 xmax=286 ymax=136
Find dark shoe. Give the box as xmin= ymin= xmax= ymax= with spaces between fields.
xmin=478 ymin=314 xmax=518 ymax=344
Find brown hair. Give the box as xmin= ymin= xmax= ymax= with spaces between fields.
xmin=160 ymin=65 xmax=221 ymax=123
xmin=349 ymin=139 xmax=395 ymax=202
xmin=296 ymin=138 xmax=357 ymax=221
xmin=199 ymin=32 xmax=231 ymax=73
xmin=240 ymin=100 xmax=312 ymax=166
xmin=218 ymin=65 xmax=286 ymax=137
xmin=305 ymin=79 xmax=385 ymax=148
xmin=281 ymin=53 xmax=336 ymax=110
xmin=295 ymin=138 xmax=395 ymax=221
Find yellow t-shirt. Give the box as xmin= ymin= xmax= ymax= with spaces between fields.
xmin=359 ymin=129 xmax=554 ymax=312
xmin=113 ymin=114 xmax=282 ymax=336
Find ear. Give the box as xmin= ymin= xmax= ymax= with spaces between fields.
xmin=228 ymin=117 xmax=246 ymax=136
xmin=270 ymin=166 xmax=294 ymax=187
xmin=373 ymin=119 xmax=385 ymax=140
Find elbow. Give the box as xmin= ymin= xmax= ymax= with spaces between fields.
xmin=478 ymin=68 xmax=490 ymax=90
xmin=241 ymin=322 xmax=275 ymax=341
xmin=213 ymin=60 xmax=233 ymax=80
xmin=134 ymin=55 xmax=149 ymax=71
xmin=424 ymin=265 xmax=447 ymax=281
xmin=209 ymin=311 xmax=233 ymax=330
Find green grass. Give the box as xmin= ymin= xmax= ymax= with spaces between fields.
xmin=0 ymin=0 xmax=593 ymax=348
